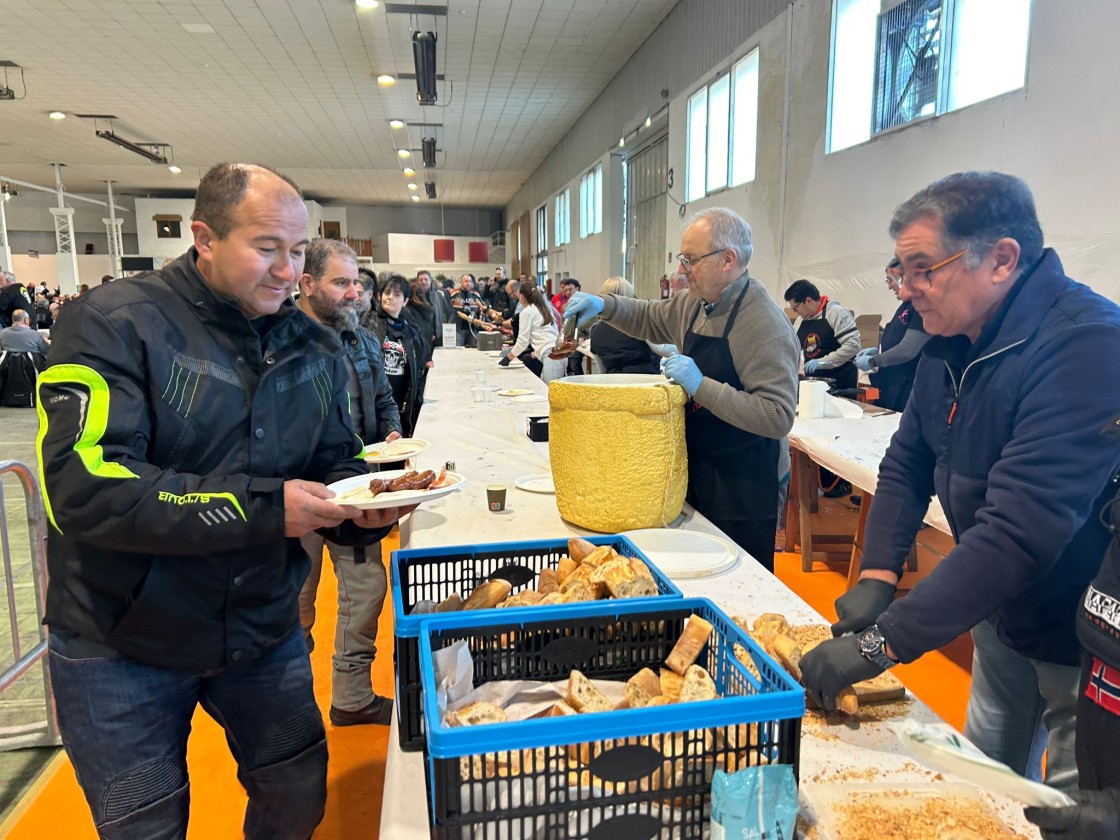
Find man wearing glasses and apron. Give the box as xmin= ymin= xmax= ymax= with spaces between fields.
xmin=562 ymin=208 xmax=800 ymax=572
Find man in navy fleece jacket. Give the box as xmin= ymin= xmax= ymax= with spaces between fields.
xmin=800 ymin=172 xmax=1120 ymax=794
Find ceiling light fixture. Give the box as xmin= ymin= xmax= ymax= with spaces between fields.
xmin=402 ymin=167 xmax=415 ymax=176
xmin=168 ymin=164 xmax=182 ymax=174
xmin=48 ymin=111 xmax=65 ymax=120
xmin=645 ymin=116 xmax=652 ymax=128
xmin=377 ymin=74 xmax=397 ymax=87
xmin=95 ymin=130 xmax=170 ymax=164
xmin=397 ymin=148 xmax=411 ymax=158
xmin=389 ymin=119 xmax=405 ymax=129
xmin=412 ymin=31 xmax=438 ymax=105
xmin=411 ymin=195 xmax=420 ymax=202
xmin=421 ymin=136 xmax=436 ymax=168
xmin=356 ymin=0 xmax=379 ymax=8
xmin=619 ymin=137 xmax=625 ymax=148
xmin=424 ymin=181 xmax=436 ymax=199
xmin=407 ymin=183 xmax=418 ymax=191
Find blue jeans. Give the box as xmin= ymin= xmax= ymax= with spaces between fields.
xmin=48 ymin=628 xmax=327 ymax=840
xmin=963 ymin=619 xmax=1080 ymax=793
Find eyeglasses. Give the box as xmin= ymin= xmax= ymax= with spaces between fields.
xmin=897 ymin=250 xmax=966 ymax=289
xmin=675 ymin=248 xmax=724 ymax=272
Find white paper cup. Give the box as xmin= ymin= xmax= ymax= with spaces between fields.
xmin=475 ymin=370 xmax=486 ymax=383
xmin=471 ymin=386 xmax=487 ymax=402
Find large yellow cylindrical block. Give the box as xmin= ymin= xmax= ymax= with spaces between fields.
xmin=548 ymin=374 xmax=688 ymax=532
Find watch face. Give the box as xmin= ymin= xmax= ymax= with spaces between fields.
xmin=858 ymin=628 xmax=882 ymax=656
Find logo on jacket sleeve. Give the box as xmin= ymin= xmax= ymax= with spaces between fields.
xmin=1084 ymin=584 xmax=1120 ymax=635
xmin=1086 ymin=656 xmax=1120 ymax=717
xmin=157 ymin=490 xmax=247 ymax=524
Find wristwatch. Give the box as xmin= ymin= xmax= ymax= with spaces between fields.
xmin=856 ymin=624 xmax=897 ymax=670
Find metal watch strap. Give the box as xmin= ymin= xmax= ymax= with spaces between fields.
xmin=858 ymin=624 xmax=897 ymax=670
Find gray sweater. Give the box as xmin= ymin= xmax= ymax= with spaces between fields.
xmin=601 ymin=275 xmax=800 ymax=476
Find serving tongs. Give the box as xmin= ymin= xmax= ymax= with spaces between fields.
xmin=548 ymin=313 xmax=579 ymax=360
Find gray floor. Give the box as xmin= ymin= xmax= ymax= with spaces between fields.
xmin=0 ymin=405 xmax=60 ymax=823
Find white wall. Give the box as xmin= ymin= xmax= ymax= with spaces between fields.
xmin=368 ymin=233 xmax=504 ymax=278
xmin=9 ymin=254 xmax=117 ymax=291
xmin=134 ymin=198 xmax=196 ymax=263
xmin=513 ymin=0 xmax=1120 ymax=326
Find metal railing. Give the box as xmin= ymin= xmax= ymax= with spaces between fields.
xmin=0 ymin=460 xmax=59 ymax=749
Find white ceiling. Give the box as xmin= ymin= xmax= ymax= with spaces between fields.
xmin=0 ymin=0 xmax=677 ymax=207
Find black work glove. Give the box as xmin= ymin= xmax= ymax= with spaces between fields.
xmin=799 ymin=634 xmax=884 ymax=711
xmin=1025 ymin=789 xmax=1120 ymax=839
xmin=831 ymin=578 xmax=897 ymax=636
xmin=497 ymin=356 xmax=511 ymax=367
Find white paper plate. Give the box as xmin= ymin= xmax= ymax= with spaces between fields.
xmin=503 ymin=360 xmax=525 ymax=369
xmin=496 ymin=388 xmax=534 ymax=397
xmin=361 ymin=438 xmax=429 ymax=463
xmin=621 ymin=528 xmax=738 ymax=579
xmin=514 ymin=473 xmax=555 ymax=494
xmin=511 ymin=394 xmax=547 ymax=403
xmin=328 ymin=470 xmax=466 ymax=510
xmin=485 ymin=350 xmax=504 ymax=357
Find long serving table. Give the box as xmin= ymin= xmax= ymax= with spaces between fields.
xmin=379 ymin=348 xmax=1036 ymax=838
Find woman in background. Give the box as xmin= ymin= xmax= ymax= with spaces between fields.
xmin=499 ymin=284 xmax=565 ymax=382
xmin=588 ymin=277 xmax=660 ymax=374
xmin=372 ymin=274 xmax=430 ymax=436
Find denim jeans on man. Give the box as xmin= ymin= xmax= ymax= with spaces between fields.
xmin=963 ymin=618 xmax=1080 ymax=793
xmin=49 ymin=628 xmax=327 ymax=840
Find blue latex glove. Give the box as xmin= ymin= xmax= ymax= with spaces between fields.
xmin=563 ymin=292 xmax=605 ymax=328
xmin=661 ymin=353 xmax=703 ymax=396
xmin=804 ymin=358 xmax=823 ymax=375
xmin=648 ymin=343 xmax=679 ymax=358
xmin=854 ymin=347 xmax=878 ymax=372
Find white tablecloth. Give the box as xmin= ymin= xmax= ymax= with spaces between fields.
xmin=379 ymin=348 xmax=1033 ymax=838
xmin=790 ymin=412 xmax=952 ymax=535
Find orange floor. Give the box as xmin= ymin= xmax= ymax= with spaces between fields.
xmin=2 ymin=541 xmax=972 ymax=838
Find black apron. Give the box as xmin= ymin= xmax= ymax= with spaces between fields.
xmin=870 ymin=300 xmax=922 ymax=412
xmin=683 ymin=280 xmax=779 ymax=524
xmin=797 ymin=301 xmax=857 ymax=390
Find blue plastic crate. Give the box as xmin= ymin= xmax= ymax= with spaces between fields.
xmin=390 ymin=534 xmax=683 ymax=751
xmin=418 ymin=597 xmax=804 ymax=839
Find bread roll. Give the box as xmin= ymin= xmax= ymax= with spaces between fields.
xmin=567 ymin=537 xmax=599 ymax=563
xmin=446 ymin=701 xmax=507 ymax=727
xmin=678 ymin=664 xmax=718 ymax=703
xmin=624 ymin=667 xmax=662 ymax=709
xmin=434 ymin=593 xmax=465 ymax=612
xmin=557 ymin=556 xmax=579 ymax=583
xmin=580 ymin=545 xmax=615 ymax=568
xmin=498 ymin=589 xmax=544 ymax=608
xmin=566 ymin=669 xmax=612 ymax=713
xmin=660 ymin=668 xmax=683 ymax=702
xmin=537 ymin=567 xmax=560 ymax=595
xmin=666 ymin=615 xmax=714 ymax=675
xmin=463 ymin=579 xmax=513 ymax=611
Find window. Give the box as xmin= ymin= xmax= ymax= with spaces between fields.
xmin=828 ymin=0 xmax=1032 ymax=152
xmin=153 ymin=215 xmax=182 ymax=239
xmin=579 ymin=163 xmax=602 ymax=238
xmin=685 ymin=48 xmax=760 ymax=201
xmin=554 ymin=189 xmax=570 ymax=246
xmin=535 ymin=204 xmax=548 ymax=277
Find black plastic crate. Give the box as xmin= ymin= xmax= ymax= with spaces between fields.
xmin=391 ymin=535 xmax=682 ymax=752
xmin=419 ymin=597 xmax=804 ymax=839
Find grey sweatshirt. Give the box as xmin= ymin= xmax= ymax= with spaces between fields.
xmin=601 ymin=275 xmax=800 ymax=476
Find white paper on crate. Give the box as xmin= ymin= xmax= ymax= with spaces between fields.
xmin=433 ymin=639 xmax=627 ymax=720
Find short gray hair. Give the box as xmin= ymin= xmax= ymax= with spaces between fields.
xmin=688 ymin=208 xmax=753 ymax=265
xmin=11 ymin=309 xmax=29 ymax=324
xmin=600 ymin=276 xmax=634 ymax=297
xmin=304 ymin=239 xmax=357 ymax=281
xmin=889 ymin=171 xmax=1044 ymax=270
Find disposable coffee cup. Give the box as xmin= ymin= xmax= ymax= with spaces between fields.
xmin=486 ymin=484 xmax=507 ymax=511
xmin=475 ymin=369 xmax=486 ymax=383
xmin=471 ymin=386 xmax=487 ymax=403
